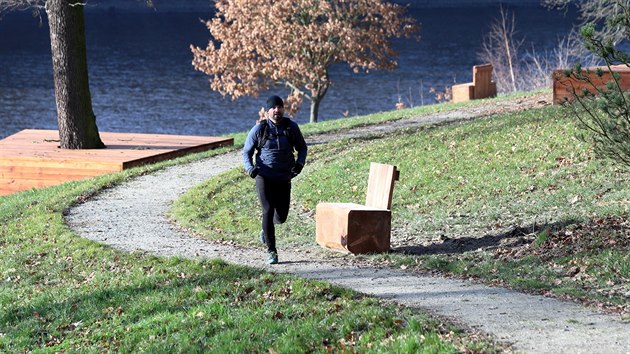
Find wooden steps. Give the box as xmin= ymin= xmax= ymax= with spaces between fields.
xmin=0 ymin=129 xmax=233 ymax=196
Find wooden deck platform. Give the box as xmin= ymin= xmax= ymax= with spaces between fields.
xmin=0 ymin=129 xmax=233 ymax=196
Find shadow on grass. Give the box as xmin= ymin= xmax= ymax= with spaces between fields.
xmin=0 ymin=261 xmax=263 ymax=348
xmin=391 ymin=220 xmax=579 ymax=256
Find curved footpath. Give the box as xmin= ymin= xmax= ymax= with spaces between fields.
xmin=66 ymin=94 xmax=629 ymax=353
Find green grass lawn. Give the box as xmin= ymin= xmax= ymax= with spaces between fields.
xmin=0 ymin=96 xmax=520 ymax=352
xmin=173 ymin=98 xmax=629 ymax=318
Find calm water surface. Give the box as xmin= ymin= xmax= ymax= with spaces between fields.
xmin=0 ymin=5 xmax=578 ymax=139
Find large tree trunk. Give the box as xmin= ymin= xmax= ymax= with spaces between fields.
xmin=46 ymin=0 xmax=104 ymax=149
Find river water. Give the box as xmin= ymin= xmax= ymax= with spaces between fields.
xmin=0 ymin=4 xmax=578 ymax=139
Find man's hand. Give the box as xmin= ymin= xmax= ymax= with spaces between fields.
xmin=248 ymin=167 xmax=259 ymax=178
xmin=291 ymin=163 xmax=303 ymax=178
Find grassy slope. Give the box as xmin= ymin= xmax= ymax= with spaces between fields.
xmin=0 ymin=99 xmax=514 ymax=352
xmin=173 ymin=99 xmax=629 ymax=318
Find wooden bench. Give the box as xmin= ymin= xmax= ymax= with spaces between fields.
xmin=315 ymin=163 xmax=399 ymax=254
xmin=452 ymin=63 xmax=497 ymax=103
xmin=552 ymin=65 xmax=630 ymax=104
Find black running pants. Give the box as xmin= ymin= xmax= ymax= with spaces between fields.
xmin=255 ymin=175 xmax=291 ymax=253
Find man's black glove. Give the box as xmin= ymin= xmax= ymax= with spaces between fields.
xmin=291 ymin=163 xmax=303 ymax=178
xmin=248 ymin=167 xmax=259 ymax=178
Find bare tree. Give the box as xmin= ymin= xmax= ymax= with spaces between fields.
xmin=0 ymin=0 xmax=41 ymax=16
xmin=543 ymin=0 xmax=630 ymax=45
xmin=46 ymin=0 xmax=106 ymax=149
xmin=521 ymin=30 xmax=599 ymax=90
xmin=477 ymin=6 xmax=598 ymax=93
xmin=477 ymin=6 xmax=523 ymax=93
xmin=191 ymin=0 xmax=419 ymax=123
xmin=1 ymin=0 xmax=107 ymax=148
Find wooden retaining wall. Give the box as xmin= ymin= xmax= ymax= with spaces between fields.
xmin=552 ymin=65 xmax=630 ymax=104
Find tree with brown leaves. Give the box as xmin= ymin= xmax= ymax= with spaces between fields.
xmin=191 ymin=0 xmax=418 ymax=123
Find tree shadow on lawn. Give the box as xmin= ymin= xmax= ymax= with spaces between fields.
xmin=0 ymin=263 xmax=264 ymax=347
xmin=391 ymin=220 xmax=580 ymax=256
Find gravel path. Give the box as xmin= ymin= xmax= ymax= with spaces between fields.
xmin=66 ymin=94 xmax=630 ymax=353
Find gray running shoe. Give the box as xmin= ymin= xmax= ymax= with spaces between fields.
xmin=267 ymin=251 xmax=278 ymax=265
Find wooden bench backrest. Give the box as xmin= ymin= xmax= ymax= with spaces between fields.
xmin=365 ymin=162 xmax=400 ymax=209
xmin=472 ymin=64 xmax=495 ymax=99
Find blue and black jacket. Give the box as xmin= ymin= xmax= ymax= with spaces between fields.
xmin=242 ymin=117 xmax=307 ymax=181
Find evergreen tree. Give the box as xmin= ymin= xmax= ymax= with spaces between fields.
xmin=558 ymin=1 xmax=630 ymax=166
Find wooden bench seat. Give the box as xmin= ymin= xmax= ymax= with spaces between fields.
xmin=452 ymin=64 xmax=497 ymax=103
xmin=315 ymin=163 xmax=399 ymax=254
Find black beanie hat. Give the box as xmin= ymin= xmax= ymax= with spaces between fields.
xmin=266 ymin=95 xmax=284 ymax=109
